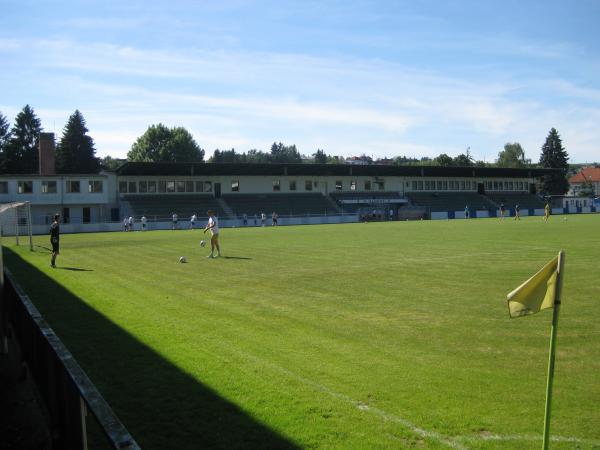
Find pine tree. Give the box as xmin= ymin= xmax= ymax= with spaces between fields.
xmin=539 ymin=128 xmax=569 ymax=195
xmin=0 ymin=112 xmax=11 ymax=173
xmin=56 ymin=110 xmax=100 ymax=173
xmin=4 ymin=105 xmax=42 ymax=173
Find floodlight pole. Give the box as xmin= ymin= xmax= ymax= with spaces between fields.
xmin=542 ymin=250 xmax=565 ymax=449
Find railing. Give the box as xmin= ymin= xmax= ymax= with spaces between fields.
xmin=1 ymin=267 xmax=140 ymax=450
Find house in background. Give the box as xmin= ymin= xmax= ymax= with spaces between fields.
xmin=568 ymin=166 xmax=600 ymax=197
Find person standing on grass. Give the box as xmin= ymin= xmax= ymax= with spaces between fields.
xmin=243 ymin=213 xmax=248 ymax=226
xmin=190 ymin=213 xmax=197 ymax=229
xmin=544 ymin=202 xmax=551 ymax=222
xmin=272 ymin=211 xmax=278 ymax=226
xmin=172 ymin=212 xmax=178 ymax=230
xmin=203 ymin=210 xmax=221 ymax=258
xmin=141 ymin=215 xmax=147 ymax=231
xmin=514 ymin=204 xmax=521 ymax=220
xmin=128 ymin=216 xmax=134 ymax=231
xmin=50 ymin=213 xmax=60 ymax=268
xmin=499 ymin=203 xmax=505 ymax=219
xmin=464 ymin=205 xmax=469 ymax=219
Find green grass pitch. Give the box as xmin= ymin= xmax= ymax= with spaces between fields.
xmin=3 ymin=215 xmax=600 ymax=449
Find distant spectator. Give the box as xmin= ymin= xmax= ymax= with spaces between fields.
xmin=141 ymin=215 xmax=147 ymax=231
xmin=544 ymin=202 xmax=550 ymax=222
xmin=389 ymin=209 xmax=394 ymax=221
xmin=499 ymin=203 xmax=505 ymax=219
xmin=243 ymin=213 xmax=248 ymax=226
xmin=514 ymin=204 xmax=521 ymax=220
xmin=123 ymin=217 xmax=128 ymax=231
xmin=128 ymin=216 xmax=134 ymax=231
xmin=172 ymin=212 xmax=178 ymax=230
xmin=190 ymin=213 xmax=197 ymax=229
xmin=272 ymin=211 xmax=278 ymax=226
xmin=261 ymin=212 xmax=266 ymax=226
xmin=254 ymin=213 xmax=258 ymax=226
xmin=465 ymin=205 xmax=469 ymax=219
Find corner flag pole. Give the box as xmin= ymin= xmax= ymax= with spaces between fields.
xmin=542 ymin=250 xmax=565 ymax=450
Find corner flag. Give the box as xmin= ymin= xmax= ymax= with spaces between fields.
xmin=506 ymin=251 xmax=565 ymax=450
xmin=506 ymin=255 xmax=559 ymax=318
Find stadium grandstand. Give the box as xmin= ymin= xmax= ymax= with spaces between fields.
xmin=0 ymin=138 xmax=581 ymax=233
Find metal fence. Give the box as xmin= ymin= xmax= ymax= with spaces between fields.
xmin=1 ymin=264 xmax=140 ymax=450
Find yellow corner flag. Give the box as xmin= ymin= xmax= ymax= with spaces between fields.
xmin=506 ymin=255 xmax=559 ymax=318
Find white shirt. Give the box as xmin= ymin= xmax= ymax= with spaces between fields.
xmin=207 ymin=216 xmax=219 ymax=235
xmin=141 ymin=216 xmax=147 ymax=224
xmin=191 ymin=215 xmax=197 ymax=222
xmin=128 ymin=217 xmax=133 ymax=224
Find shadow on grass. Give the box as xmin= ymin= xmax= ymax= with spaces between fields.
xmin=3 ymin=248 xmax=299 ymax=450
xmin=223 ymin=256 xmax=252 ymax=260
xmin=54 ymin=267 xmax=94 ymax=272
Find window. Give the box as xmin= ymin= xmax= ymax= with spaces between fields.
xmin=176 ymin=181 xmax=186 ymax=193
xmin=273 ymin=180 xmax=281 ymax=191
xmin=195 ymin=181 xmax=204 ymax=192
xmin=508 ymin=181 xmax=514 ymax=191
xmin=88 ymin=180 xmax=103 ymax=193
xmin=148 ymin=181 xmax=157 ymax=193
xmin=138 ymin=181 xmax=147 ymax=193
xmin=412 ymin=181 xmax=418 ymax=190
xmin=231 ymin=180 xmax=239 ymax=192
xmin=186 ymin=181 xmax=194 ymax=192
xmin=128 ymin=181 xmax=137 ymax=193
xmin=289 ymin=180 xmax=297 ymax=191
xmin=518 ymin=181 xmax=524 ymax=190
xmin=204 ymin=181 xmax=212 ymax=192
xmin=42 ymin=180 xmax=57 ymax=193
xmin=442 ymin=181 xmax=448 ymax=190
xmin=504 ymin=181 xmax=510 ymax=190
xmin=417 ymin=181 xmax=423 ymax=190
xmin=119 ymin=181 xmax=128 ymax=193
xmin=365 ymin=180 xmax=371 ymax=191
xmin=305 ymin=180 xmax=312 ymax=191
xmin=166 ymin=181 xmax=175 ymax=193
xmin=66 ymin=180 xmax=80 ymax=193
xmin=83 ymin=207 xmax=91 ymax=224
xmin=18 ymin=181 xmax=33 ymax=194
xmin=158 ymin=181 xmax=167 ymax=193
xmin=350 ymin=180 xmax=357 ymax=191
xmin=0 ymin=181 xmax=7 ymax=193
xmin=335 ymin=180 xmax=342 ymax=190
xmin=437 ymin=181 xmax=443 ymax=190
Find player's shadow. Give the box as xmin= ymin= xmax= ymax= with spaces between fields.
xmin=55 ymin=267 xmax=94 ymax=272
xmin=223 ymin=256 xmax=252 ymax=260
xmin=34 ymin=245 xmax=52 ymax=253
xmin=3 ymin=248 xmax=298 ymax=450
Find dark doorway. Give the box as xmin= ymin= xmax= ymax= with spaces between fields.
xmin=83 ymin=207 xmax=91 ymax=224
xmin=214 ymin=183 xmax=221 ymax=198
xmin=62 ymin=207 xmax=70 ymax=224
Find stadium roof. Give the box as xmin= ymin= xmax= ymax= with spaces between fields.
xmin=116 ymin=162 xmax=560 ymax=179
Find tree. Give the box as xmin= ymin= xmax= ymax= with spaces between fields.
xmin=433 ymin=153 xmax=453 ymax=166
xmin=269 ymin=142 xmax=302 ymax=163
xmin=538 ymin=128 xmax=569 ymax=195
xmin=128 ymin=124 xmax=204 ymax=162
xmin=313 ymin=149 xmax=327 ymax=164
xmin=0 ymin=112 xmax=11 ymax=172
xmin=100 ymin=155 xmax=126 ymax=171
xmin=453 ymin=153 xmax=474 ymax=167
xmin=496 ymin=142 xmax=530 ymax=168
xmin=55 ymin=110 xmax=100 ymax=173
xmin=3 ymin=105 xmax=42 ymax=173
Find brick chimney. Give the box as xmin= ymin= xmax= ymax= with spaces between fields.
xmin=39 ymin=133 xmax=56 ymax=175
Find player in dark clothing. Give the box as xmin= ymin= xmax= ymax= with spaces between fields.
xmin=50 ymin=214 xmax=60 ymax=268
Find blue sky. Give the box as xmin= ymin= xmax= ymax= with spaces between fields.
xmin=1 ymin=0 xmax=599 ymax=162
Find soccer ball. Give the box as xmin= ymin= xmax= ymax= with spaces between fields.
xmin=200 ymin=240 xmax=206 ymax=247
xmin=179 ymin=256 xmax=187 ymax=263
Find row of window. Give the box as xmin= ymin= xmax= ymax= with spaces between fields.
xmin=411 ymin=180 xmax=477 ymax=191
xmin=119 ymin=180 xmax=214 ymax=194
xmin=484 ymin=180 xmax=527 ymax=191
xmin=0 ymin=180 xmax=103 ymax=194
